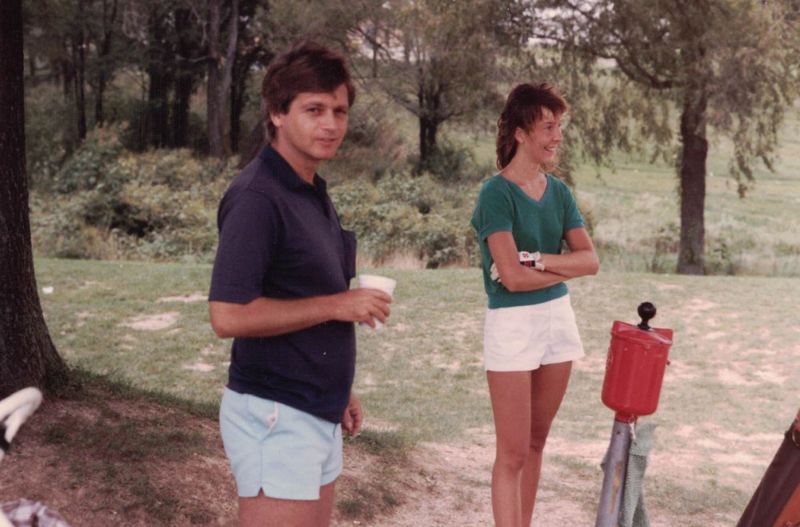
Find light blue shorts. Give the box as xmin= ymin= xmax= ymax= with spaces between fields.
xmin=219 ymin=388 xmax=343 ymax=500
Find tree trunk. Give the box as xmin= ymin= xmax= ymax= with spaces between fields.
xmin=94 ymin=0 xmax=118 ymax=126
xmin=418 ymin=115 xmax=438 ymax=165
xmin=0 ymin=0 xmax=68 ymax=398
xmin=172 ymin=74 xmax=192 ymax=148
xmin=95 ymin=70 xmax=107 ymax=126
xmin=145 ymin=11 xmax=172 ymax=148
xmin=207 ymin=0 xmax=239 ymax=158
xmin=417 ymin=74 xmax=441 ymax=168
xmin=146 ymin=64 xmax=171 ymax=147
xmin=230 ymin=47 xmax=258 ymax=153
xmin=172 ymin=8 xmax=194 ymax=148
xmin=676 ymin=87 xmax=709 ymax=275
xmin=72 ymin=0 xmax=88 ymax=140
xmin=206 ymin=0 xmax=224 ymax=157
xmin=229 ymin=69 xmax=245 ymax=153
xmin=61 ymin=58 xmax=73 ymax=98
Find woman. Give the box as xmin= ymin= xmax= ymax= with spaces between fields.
xmin=471 ymin=83 xmax=599 ymax=527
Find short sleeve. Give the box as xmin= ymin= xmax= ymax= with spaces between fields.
xmin=560 ymin=183 xmax=585 ymax=233
xmin=209 ymin=189 xmax=280 ymax=304
xmin=471 ymin=179 xmax=513 ymax=241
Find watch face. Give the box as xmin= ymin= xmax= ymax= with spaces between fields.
xmin=518 ymin=251 xmax=539 ymax=266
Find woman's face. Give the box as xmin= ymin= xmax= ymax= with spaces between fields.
xmin=515 ymin=107 xmax=564 ymax=168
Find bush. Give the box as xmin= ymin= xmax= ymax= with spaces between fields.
xmin=49 ymin=125 xmax=128 ymax=194
xmin=31 ymin=138 xmax=233 ymax=261
xmin=25 ymin=84 xmax=82 ymax=189
xmin=409 ymin=140 xmax=485 ymax=183
xmin=323 ymin=93 xmax=405 ymax=181
xmin=330 ymin=172 xmax=479 ymax=268
xmin=649 ymin=222 xmax=680 ymax=273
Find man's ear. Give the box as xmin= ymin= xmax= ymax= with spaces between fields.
xmin=269 ymin=112 xmax=283 ymax=129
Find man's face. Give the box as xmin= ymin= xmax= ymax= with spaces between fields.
xmin=270 ymin=84 xmax=350 ymax=164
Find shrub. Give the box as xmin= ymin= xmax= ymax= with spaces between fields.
xmin=649 ymin=222 xmax=680 ymax=273
xmin=25 ymin=84 xmax=83 ymax=190
xmin=31 ymin=143 xmax=233 ymax=262
xmin=51 ymin=125 xmax=128 ymax=194
xmin=409 ymin=140 xmax=486 ymax=183
xmin=330 ymin=172 xmax=479 ymax=268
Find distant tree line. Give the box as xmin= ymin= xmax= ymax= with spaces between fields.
xmin=16 ymin=0 xmax=800 ymax=275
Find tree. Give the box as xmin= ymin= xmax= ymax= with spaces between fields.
xmin=206 ymin=0 xmax=239 ymax=158
xmin=361 ymin=0 xmax=506 ymax=169
xmin=0 ymin=0 xmax=68 ymax=398
xmin=229 ymin=0 xmax=272 ymax=153
xmin=91 ymin=0 xmax=120 ymax=126
xmin=532 ymin=0 xmax=799 ymax=274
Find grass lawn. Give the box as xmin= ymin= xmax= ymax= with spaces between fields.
xmin=33 ymin=258 xmax=800 ymax=525
xmin=446 ymin=107 xmax=800 ymax=277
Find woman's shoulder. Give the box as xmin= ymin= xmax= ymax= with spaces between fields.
xmin=546 ymin=173 xmax=569 ymax=188
xmin=476 ymin=174 xmax=513 ymax=202
xmin=546 ymin=173 xmax=575 ymax=196
xmin=480 ymin=174 xmax=509 ymax=192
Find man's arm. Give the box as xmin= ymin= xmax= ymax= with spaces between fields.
xmin=209 ymin=288 xmax=391 ymax=338
xmin=342 ymin=392 xmax=363 ymax=437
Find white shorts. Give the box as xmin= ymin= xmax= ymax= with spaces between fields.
xmin=483 ymin=294 xmax=585 ymax=371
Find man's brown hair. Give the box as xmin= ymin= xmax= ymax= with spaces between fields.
xmin=262 ymin=40 xmax=356 ymax=139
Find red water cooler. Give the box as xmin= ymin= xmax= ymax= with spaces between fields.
xmin=596 ymin=302 xmax=673 ymax=527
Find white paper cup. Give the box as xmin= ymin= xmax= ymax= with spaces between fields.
xmin=357 ymin=274 xmax=396 ymax=329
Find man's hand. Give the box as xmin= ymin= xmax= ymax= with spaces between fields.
xmin=331 ymin=289 xmax=392 ymax=328
xmin=342 ymin=393 xmax=363 ymax=437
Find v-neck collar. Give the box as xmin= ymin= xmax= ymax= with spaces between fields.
xmin=501 ymin=174 xmax=551 ymax=205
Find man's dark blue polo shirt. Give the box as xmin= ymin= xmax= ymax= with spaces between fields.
xmin=209 ymin=145 xmax=357 ymax=424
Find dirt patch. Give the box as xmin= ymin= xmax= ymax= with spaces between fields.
xmin=157 ymin=293 xmax=207 ymax=304
xmin=119 ymin=312 xmax=180 ymax=331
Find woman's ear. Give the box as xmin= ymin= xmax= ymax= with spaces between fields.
xmin=514 ymin=126 xmax=526 ymax=145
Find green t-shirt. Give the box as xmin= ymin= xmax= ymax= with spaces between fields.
xmin=470 ymin=174 xmax=585 ymax=309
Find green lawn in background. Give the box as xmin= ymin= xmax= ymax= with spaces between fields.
xmin=35 ymin=259 xmax=800 ymax=524
xmin=444 ymin=109 xmax=800 ymax=277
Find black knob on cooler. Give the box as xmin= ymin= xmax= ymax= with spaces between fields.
xmin=637 ymin=302 xmax=656 ymax=330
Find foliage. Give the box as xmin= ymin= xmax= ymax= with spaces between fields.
xmin=409 ymin=140 xmax=483 ymax=182
xmin=531 ymin=0 xmax=800 ymax=273
xmin=330 ymin=172 xmax=480 ymax=268
xmin=31 ymin=131 xmax=232 ymax=261
xmin=323 ymin=88 xmax=408 ymax=181
xmin=25 ymin=84 xmax=82 ymax=188
xmin=51 ymin=124 xmax=127 ymax=193
xmin=355 ymin=0 xmax=509 ymax=165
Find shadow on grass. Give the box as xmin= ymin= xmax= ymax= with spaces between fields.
xmin=33 ymin=367 xmax=413 ymax=525
xmin=60 ymin=367 xmax=219 ymax=419
xmin=335 ymin=429 xmax=412 ymax=522
xmin=35 ymin=368 xmax=219 ymax=524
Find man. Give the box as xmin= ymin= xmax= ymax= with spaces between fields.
xmin=208 ymin=40 xmax=392 ymax=527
